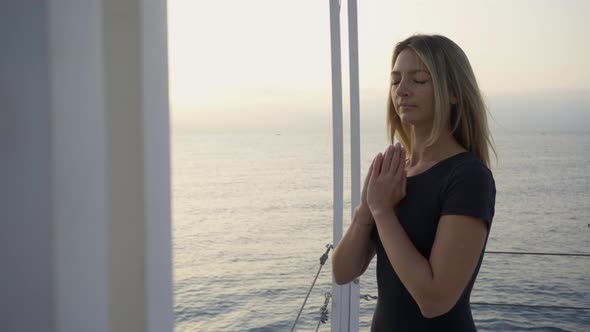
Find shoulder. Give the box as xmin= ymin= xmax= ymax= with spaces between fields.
xmin=440 ymin=153 xmax=496 ymax=224
xmin=448 ymin=153 xmax=494 ymax=183
xmin=441 ymin=153 xmax=496 ymax=199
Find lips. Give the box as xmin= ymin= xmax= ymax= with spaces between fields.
xmin=399 ymin=104 xmax=417 ymax=108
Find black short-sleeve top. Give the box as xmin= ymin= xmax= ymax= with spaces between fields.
xmin=370 ymin=151 xmax=496 ymax=332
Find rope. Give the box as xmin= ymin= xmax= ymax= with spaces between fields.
xmin=289 ymin=246 xmax=589 ymax=330
xmin=289 ymin=244 xmax=333 ymax=332
xmin=471 ymin=302 xmax=590 ymax=311
xmin=486 ymin=250 xmax=590 ymax=257
xmin=359 ymin=295 xmax=590 ymax=311
xmin=315 ymin=292 xmax=332 ymax=332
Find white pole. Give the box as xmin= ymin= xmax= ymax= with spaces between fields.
xmin=140 ymin=1 xmax=174 ymax=331
xmin=328 ymin=0 xmax=349 ymax=332
xmin=347 ymin=0 xmax=361 ymax=330
xmin=50 ymin=2 xmax=109 ymax=331
xmin=1 ymin=2 xmax=172 ymax=332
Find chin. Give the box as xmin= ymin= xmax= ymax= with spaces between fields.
xmin=399 ymin=113 xmax=432 ymax=127
xmin=399 ymin=113 xmax=419 ymax=125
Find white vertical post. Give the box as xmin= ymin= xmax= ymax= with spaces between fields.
xmin=329 ymin=0 xmax=348 ymax=332
xmin=102 ymin=0 xmax=146 ymax=330
xmin=140 ymin=1 xmax=174 ymax=331
xmin=0 ymin=1 xmax=172 ymax=332
xmin=102 ymin=0 xmax=173 ymax=331
xmin=50 ymin=1 xmax=109 ymax=331
xmin=0 ymin=2 xmax=109 ymax=331
xmin=347 ymin=0 xmax=361 ymax=330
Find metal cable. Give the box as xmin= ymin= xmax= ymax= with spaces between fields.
xmin=295 ymin=247 xmax=589 ymax=330
xmin=360 ymin=295 xmax=590 ymax=311
xmin=315 ymin=292 xmax=332 ymax=332
xmin=471 ymin=302 xmax=590 ymax=311
xmin=290 ymin=244 xmax=333 ymax=332
xmin=486 ymin=250 xmax=590 ymax=257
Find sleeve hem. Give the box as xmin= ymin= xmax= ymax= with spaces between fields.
xmin=440 ymin=210 xmax=492 ymax=229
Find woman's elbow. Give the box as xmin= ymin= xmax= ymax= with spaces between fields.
xmin=420 ymin=305 xmax=451 ymax=319
xmin=417 ymin=296 xmax=456 ymax=319
xmin=333 ymin=271 xmax=355 ymax=285
xmin=331 ymin=259 xmax=354 ymax=285
xmin=333 ymin=275 xmax=348 ymax=285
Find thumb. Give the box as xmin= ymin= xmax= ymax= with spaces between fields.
xmin=372 ymin=153 xmax=383 ymax=178
xmin=365 ymin=158 xmax=374 ymax=183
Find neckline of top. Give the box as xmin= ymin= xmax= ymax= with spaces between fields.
xmin=405 ymin=151 xmax=471 ymax=180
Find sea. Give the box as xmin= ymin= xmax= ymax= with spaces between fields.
xmin=172 ymin=130 xmax=589 ymax=331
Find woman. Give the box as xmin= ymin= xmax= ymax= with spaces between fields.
xmin=331 ymin=34 xmax=496 ymax=331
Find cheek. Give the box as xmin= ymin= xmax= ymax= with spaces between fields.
xmin=390 ymin=87 xmax=397 ymax=105
xmin=418 ymin=86 xmax=435 ymax=104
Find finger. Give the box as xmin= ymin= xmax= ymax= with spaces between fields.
xmin=364 ymin=158 xmax=374 ymax=186
xmin=381 ymin=145 xmax=394 ymax=174
xmin=371 ymin=153 xmax=382 ymax=178
xmin=370 ymin=156 xmax=378 ymax=182
xmin=391 ymin=143 xmax=401 ymax=174
xmin=362 ymin=158 xmax=374 ymax=203
xmin=397 ymin=146 xmax=406 ymax=176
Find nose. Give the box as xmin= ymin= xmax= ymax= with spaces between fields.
xmin=394 ymin=79 xmax=410 ymax=97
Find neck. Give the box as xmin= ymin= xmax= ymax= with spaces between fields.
xmin=408 ymin=124 xmax=464 ymax=167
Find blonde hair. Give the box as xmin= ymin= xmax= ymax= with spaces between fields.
xmin=386 ymin=34 xmax=496 ymax=168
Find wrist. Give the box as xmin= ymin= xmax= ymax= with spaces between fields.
xmin=370 ymin=207 xmax=395 ymax=221
xmin=354 ymin=205 xmax=374 ymax=225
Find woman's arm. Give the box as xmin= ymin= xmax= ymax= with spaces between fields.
xmin=332 ymin=157 xmax=379 ymax=285
xmin=372 ymin=210 xmax=487 ymax=318
xmin=331 ymin=206 xmax=376 ymax=285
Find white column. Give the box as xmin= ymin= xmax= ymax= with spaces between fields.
xmin=50 ymin=1 xmax=109 ymax=331
xmin=329 ymin=0 xmax=350 ymax=331
xmin=102 ymin=0 xmax=172 ymax=331
xmin=140 ymin=1 xmax=174 ymax=332
xmin=0 ymin=2 xmax=64 ymax=331
xmin=347 ymin=0 xmax=361 ymax=330
xmin=0 ymin=1 xmax=172 ymax=332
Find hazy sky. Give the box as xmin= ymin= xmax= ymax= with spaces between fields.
xmin=168 ymin=0 xmax=590 ymax=133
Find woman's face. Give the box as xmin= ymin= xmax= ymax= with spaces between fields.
xmin=391 ymin=49 xmax=435 ymax=126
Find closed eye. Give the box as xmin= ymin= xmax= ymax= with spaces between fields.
xmin=392 ymin=80 xmax=427 ymax=86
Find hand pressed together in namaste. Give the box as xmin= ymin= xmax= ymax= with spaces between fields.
xmin=366 ymin=142 xmax=407 ymax=217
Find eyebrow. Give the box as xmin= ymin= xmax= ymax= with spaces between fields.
xmin=391 ymin=69 xmax=430 ymax=75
